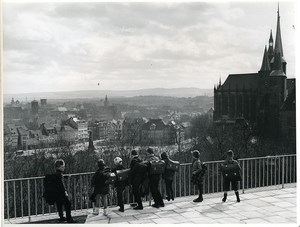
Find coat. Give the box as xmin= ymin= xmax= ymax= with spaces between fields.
xmin=162 ymin=158 xmax=175 ymax=181
xmin=112 ymin=165 xmax=126 ymax=189
xmin=91 ymin=166 xmax=110 ymax=195
xmin=191 ymin=159 xmax=204 ymax=185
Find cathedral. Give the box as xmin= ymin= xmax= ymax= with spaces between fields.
xmin=213 ymin=6 xmax=295 ymax=139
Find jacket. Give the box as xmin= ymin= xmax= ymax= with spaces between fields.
xmin=91 ymin=166 xmax=110 ymax=195
xmin=162 ymin=158 xmax=175 ymax=181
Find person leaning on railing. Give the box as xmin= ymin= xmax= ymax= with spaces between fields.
xmin=90 ymin=159 xmax=110 ymax=216
xmin=161 ymin=152 xmax=175 ymax=201
xmin=112 ymin=157 xmax=126 ymax=212
xmin=191 ymin=150 xmax=204 ymax=203
xmin=220 ymin=150 xmax=241 ymax=202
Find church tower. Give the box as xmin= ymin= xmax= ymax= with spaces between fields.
xmin=104 ymin=95 xmax=109 ymax=108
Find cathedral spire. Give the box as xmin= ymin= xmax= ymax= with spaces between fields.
xmin=260 ymin=45 xmax=271 ymax=73
xmin=274 ymin=3 xmax=283 ymax=57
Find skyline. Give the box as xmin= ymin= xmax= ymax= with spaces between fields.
xmin=3 ymin=1 xmax=296 ymax=94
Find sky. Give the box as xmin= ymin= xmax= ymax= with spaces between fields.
xmin=3 ymin=1 xmax=296 ymax=94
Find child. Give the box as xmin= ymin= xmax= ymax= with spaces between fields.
xmin=221 ymin=150 xmax=241 ymax=202
xmin=90 ymin=159 xmax=110 ymax=216
xmin=161 ymin=152 xmax=175 ymax=201
xmin=53 ymin=159 xmax=75 ymax=223
xmin=112 ymin=157 xmax=126 ymax=212
xmin=191 ymin=150 xmax=204 ymax=202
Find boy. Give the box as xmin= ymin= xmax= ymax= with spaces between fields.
xmin=53 ymin=159 xmax=75 ymax=223
xmin=221 ymin=150 xmax=241 ymax=202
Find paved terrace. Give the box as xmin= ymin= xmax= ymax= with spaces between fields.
xmin=5 ymin=183 xmax=296 ymax=225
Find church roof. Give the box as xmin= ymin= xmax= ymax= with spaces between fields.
xmin=220 ymin=73 xmax=259 ymax=91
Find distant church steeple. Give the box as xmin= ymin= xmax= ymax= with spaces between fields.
xmin=104 ymin=95 xmax=109 ymax=107
xmin=272 ymin=3 xmax=286 ymax=74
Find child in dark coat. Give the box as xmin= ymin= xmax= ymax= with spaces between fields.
xmin=221 ymin=150 xmax=241 ymax=202
xmin=53 ymin=159 xmax=75 ymax=223
xmin=90 ymin=159 xmax=110 ymax=216
xmin=161 ymin=152 xmax=175 ymax=201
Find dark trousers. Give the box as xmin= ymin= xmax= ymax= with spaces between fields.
xmin=116 ymin=186 xmax=124 ymax=209
xmin=132 ymin=181 xmax=143 ymax=207
xmin=224 ymin=178 xmax=238 ymax=191
xmin=165 ymin=179 xmax=174 ymax=199
xmin=149 ymin=175 xmax=163 ymax=205
xmin=197 ymin=183 xmax=203 ymax=198
xmin=55 ymin=196 xmax=72 ymax=220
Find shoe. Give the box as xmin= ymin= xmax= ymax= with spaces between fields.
xmin=119 ymin=208 xmax=124 ymax=212
xmin=166 ymin=197 xmax=170 ymax=201
xmin=151 ymin=203 xmax=160 ymax=208
xmin=235 ymin=191 xmax=240 ymax=202
xmin=133 ymin=206 xmax=143 ymax=210
xmin=160 ymin=203 xmax=165 ymax=207
xmin=59 ymin=217 xmax=67 ymax=222
xmin=193 ymin=197 xmax=203 ymax=202
xmin=222 ymin=193 xmax=227 ymax=202
xmin=67 ymin=218 xmax=77 ymax=223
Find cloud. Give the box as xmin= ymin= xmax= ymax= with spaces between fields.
xmin=3 ymin=2 xmax=295 ymax=94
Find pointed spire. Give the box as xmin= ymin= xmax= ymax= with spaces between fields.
xmin=274 ymin=3 xmax=284 ymax=57
xmin=273 ymin=51 xmax=283 ymax=71
xmin=260 ymin=45 xmax=271 ymax=72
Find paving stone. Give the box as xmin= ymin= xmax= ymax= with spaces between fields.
xmin=260 ymin=196 xmax=282 ymax=203
xmin=238 ymin=211 xmax=266 ymax=219
xmin=203 ymin=211 xmax=230 ymax=219
xmin=180 ymin=211 xmax=202 ymax=219
xmin=128 ymin=219 xmax=155 ymax=224
xmin=133 ymin=213 xmax=160 ymax=220
xmin=216 ymin=217 xmax=244 ymax=224
xmin=275 ymin=201 xmax=294 ymax=208
xmin=263 ymin=215 xmax=293 ymax=223
xmin=190 ymin=217 xmax=216 ymax=224
xmin=260 ymin=205 xmax=286 ymax=213
xmin=152 ymin=217 xmax=180 ymax=224
xmin=274 ymin=210 xmax=297 ymax=218
xmin=243 ymin=218 xmax=269 ymax=223
xmin=155 ymin=210 xmax=178 ymax=218
xmin=245 ymin=199 xmax=272 ymax=207
xmin=109 ymin=215 xmax=137 ymax=223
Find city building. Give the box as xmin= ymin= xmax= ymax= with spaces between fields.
xmin=213 ymin=7 xmax=295 ymax=139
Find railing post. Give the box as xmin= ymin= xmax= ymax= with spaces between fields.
xmin=183 ymin=166 xmax=186 ymax=196
xmin=27 ymin=180 xmax=31 ymax=222
xmin=282 ymin=156 xmax=285 ymax=188
xmin=13 ymin=181 xmax=16 ymax=218
xmin=188 ymin=165 xmax=191 ymax=196
xmin=179 ymin=166 xmax=182 ymax=197
xmin=242 ymin=160 xmax=245 ymax=194
xmin=6 ymin=182 xmax=10 ymax=220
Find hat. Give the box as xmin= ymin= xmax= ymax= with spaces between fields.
xmin=97 ymin=159 xmax=105 ymax=168
xmin=114 ymin=157 xmax=123 ymax=165
xmin=192 ymin=150 xmax=200 ymax=158
xmin=55 ymin=159 xmax=65 ymax=169
xmin=146 ymin=148 xmax=154 ymax=154
xmin=131 ymin=150 xmax=138 ymax=156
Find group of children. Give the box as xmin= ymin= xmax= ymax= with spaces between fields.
xmin=49 ymin=148 xmax=241 ymax=221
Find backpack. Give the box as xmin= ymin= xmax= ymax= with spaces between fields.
xmin=165 ymin=159 xmax=180 ymax=172
xmin=102 ymin=168 xmax=117 ymax=185
xmin=149 ymin=160 xmax=165 ymax=175
xmin=43 ymin=174 xmax=58 ymax=205
xmin=220 ymin=161 xmax=241 ymax=181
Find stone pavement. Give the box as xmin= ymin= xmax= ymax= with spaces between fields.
xmin=85 ymin=184 xmax=297 ymax=224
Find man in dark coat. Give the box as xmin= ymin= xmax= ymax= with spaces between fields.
xmin=161 ymin=152 xmax=175 ymax=201
xmin=112 ymin=157 xmax=126 ymax=212
xmin=90 ymin=159 xmax=110 ymax=216
xmin=145 ymin=148 xmax=164 ymax=208
xmin=129 ymin=150 xmax=145 ymax=210
xmin=53 ymin=159 xmax=75 ymax=223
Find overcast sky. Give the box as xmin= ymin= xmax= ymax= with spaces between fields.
xmin=3 ymin=1 xmax=296 ymax=94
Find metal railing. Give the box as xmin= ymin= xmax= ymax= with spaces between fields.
xmin=4 ymin=154 xmax=296 ymax=221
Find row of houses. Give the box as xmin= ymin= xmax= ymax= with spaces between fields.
xmin=4 ymin=116 xmax=192 ymax=151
